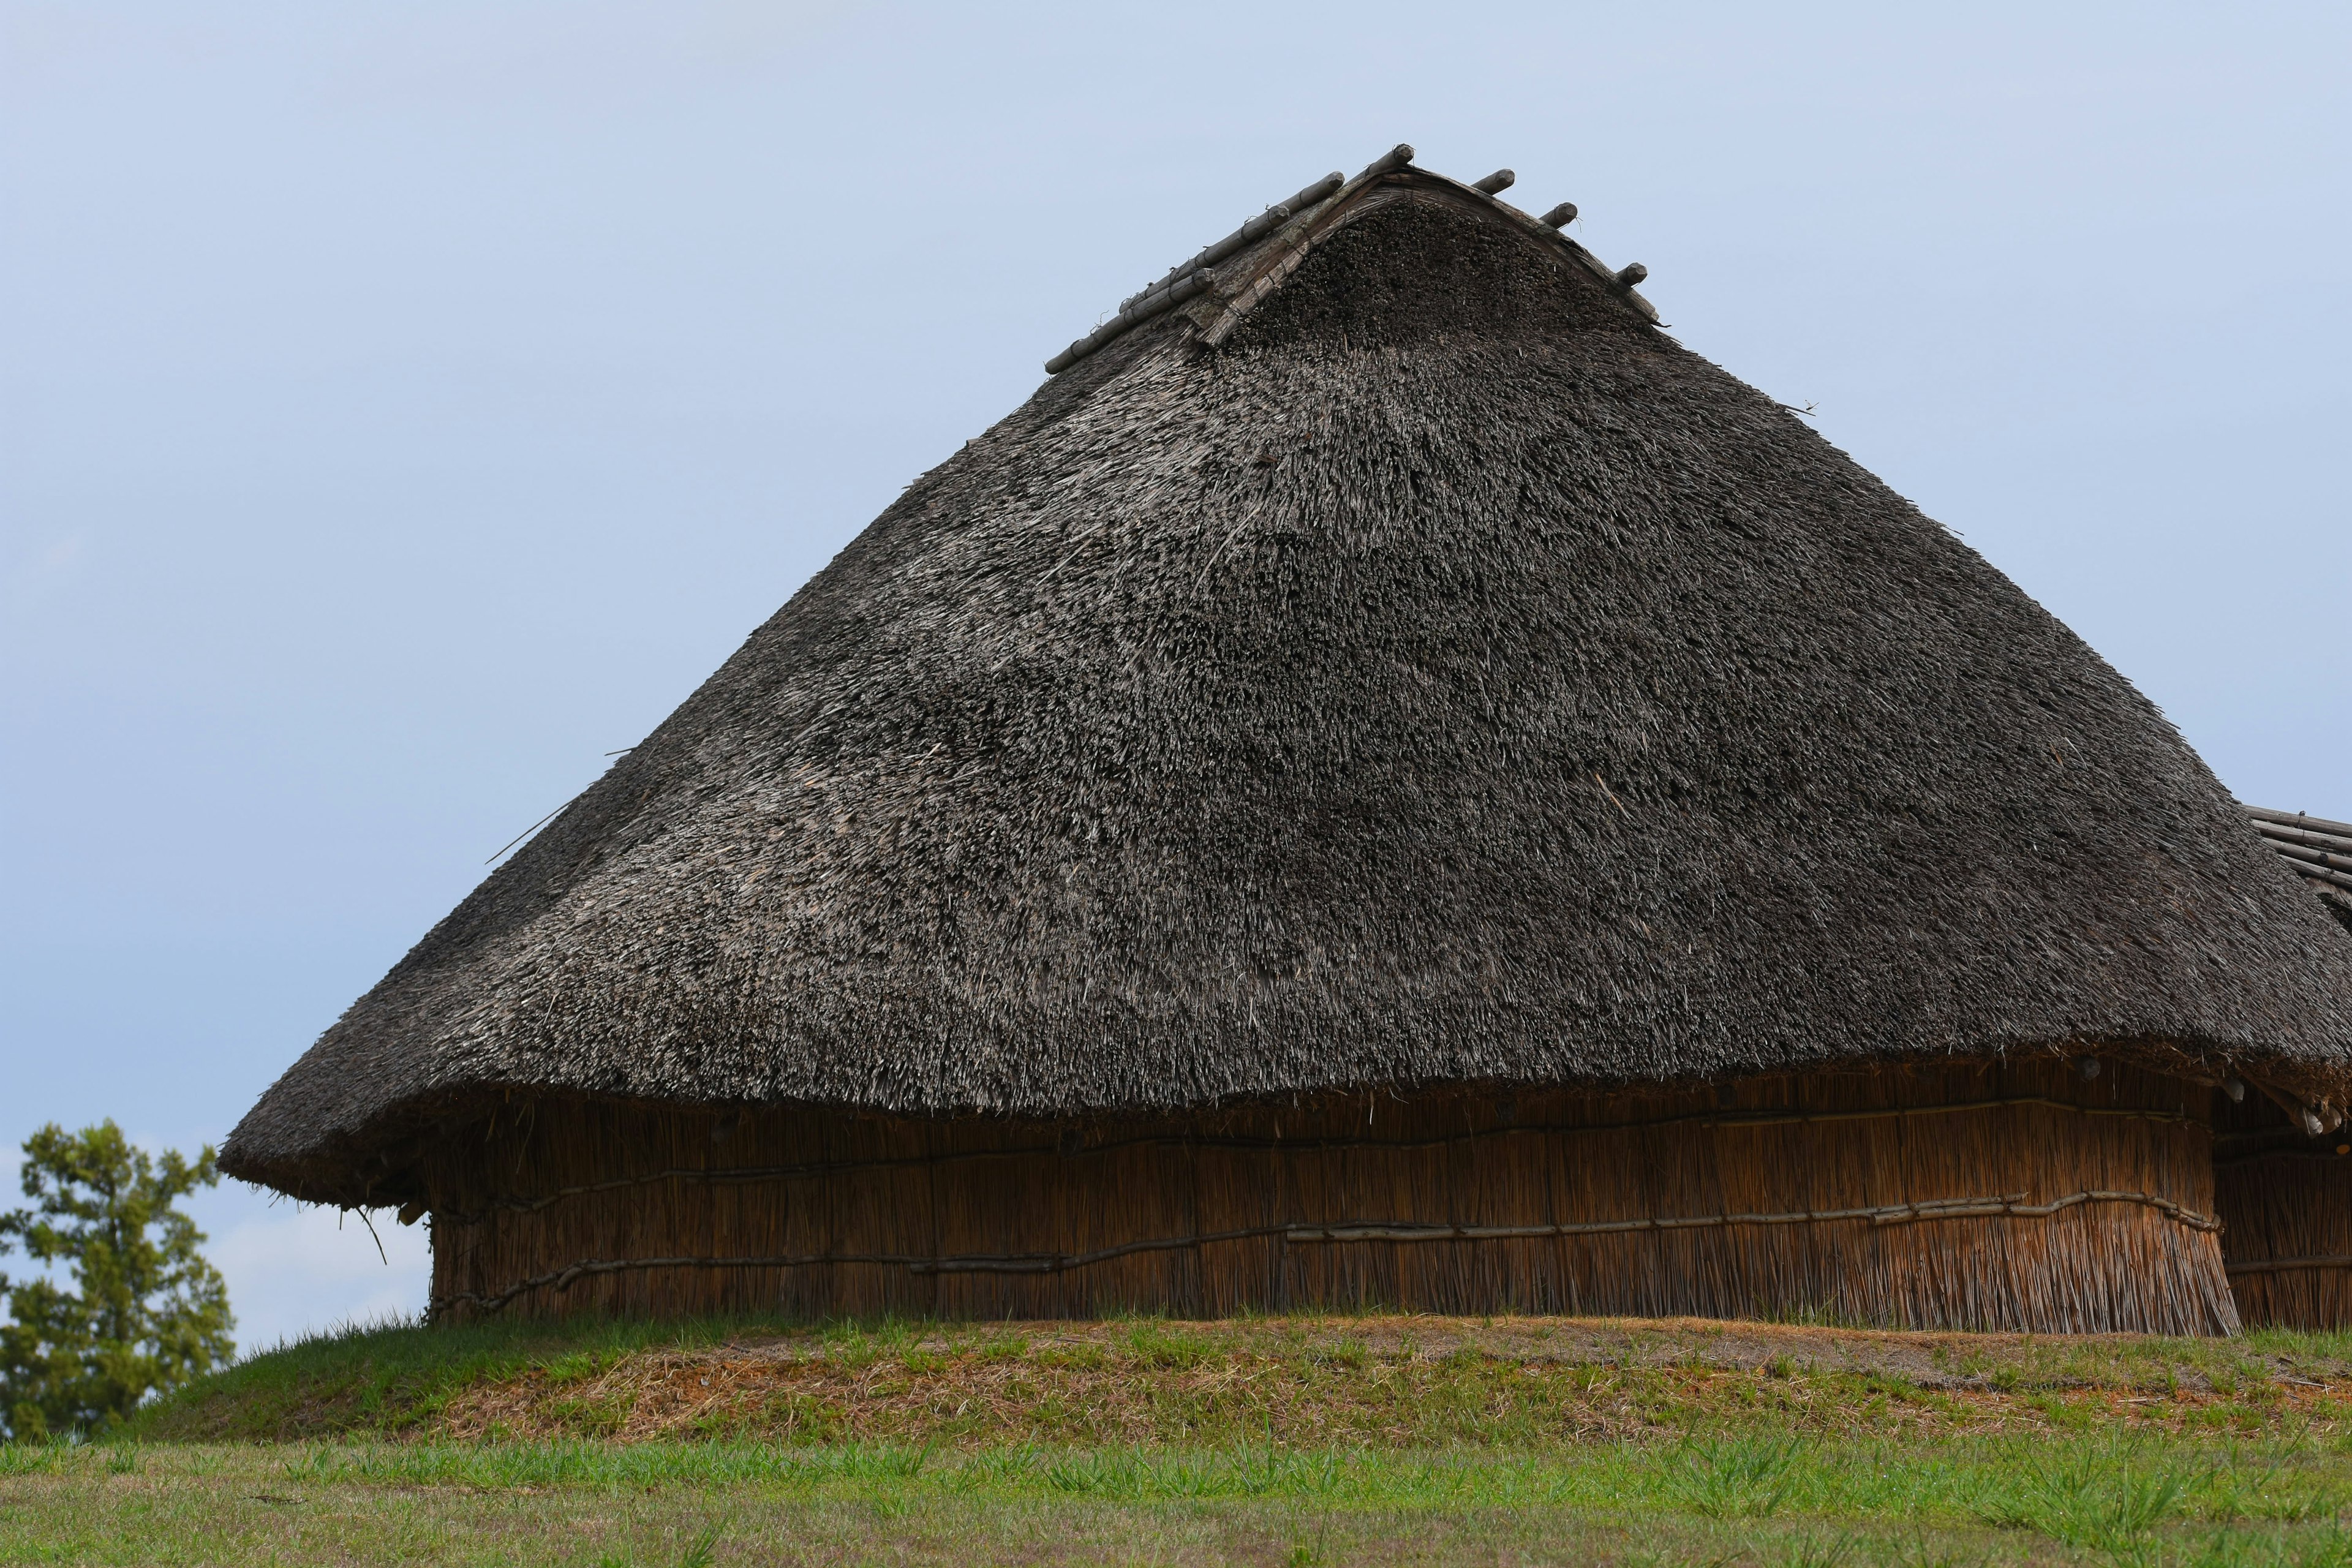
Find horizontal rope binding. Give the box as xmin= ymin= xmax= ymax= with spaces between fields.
xmin=2225 ymin=1254 xmax=2352 ymax=1278
xmin=429 ymin=1188 xmax=2223 ymax=1319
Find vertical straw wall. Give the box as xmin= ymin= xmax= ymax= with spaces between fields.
xmin=2215 ymin=1089 xmax=2352 ymax=1327
xmin=424 ymin=1059 xmax=2231 ymax=1333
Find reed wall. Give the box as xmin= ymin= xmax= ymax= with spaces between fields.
xmin=423 ymin=1058 xmax=2232 ymax=1333
xmin=2215 ymin=1090 xmax=2352 ymax=1327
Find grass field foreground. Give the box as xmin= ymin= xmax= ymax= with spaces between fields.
xmin=11 ymin=1314 xmax=2352 ymax=1563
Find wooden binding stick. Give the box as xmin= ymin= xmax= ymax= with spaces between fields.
xmin=428 ymin=1189 xmax=2223 ymax=1316
xmin=1045 ymin=270 xmax=1215 ymax=374
xmin=1361 ymin=142 xmax=1415 ymax=177
xmin=2252 ymin=1076 xmax=2339 ymax=1136
xmin=2285 ymin=859 xmax=2352 ymax=893
xmin=2248 ymin=804 xmax=2352 ymax=839
xmin=913 ymin=1190 xmax=2221 ymax=1274
xmin=1540 ymin=202 xmax=1578 ymax=228
xmin=2271 ymin=840 xmax=2352 ymax=875
xmin=1118 ymin=172 xmax=1347 ymax=312
xmin=2256 ymin=820 xmax=2352 ymax=859
xmin=1472 ymin=168 xmax=1515 ymax=194
xmin=2253 ymin=818 xmax=2352 ymax=853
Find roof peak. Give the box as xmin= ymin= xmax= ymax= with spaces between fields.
xmin=1044 ymin=144 xmax=1656 ymax=375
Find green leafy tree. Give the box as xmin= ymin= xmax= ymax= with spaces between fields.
xmin=0 ymin=1121 xmax=235 ymax=1440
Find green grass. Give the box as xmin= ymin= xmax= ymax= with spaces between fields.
xmin=14 ymin=1430 xmax=2352 ymax=1563
xmin=9 ymin=1314 xmax=2352 ymax=1562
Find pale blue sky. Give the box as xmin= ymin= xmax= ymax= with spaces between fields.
xmin=4 ymin=1 xmax=2346 ymax=1348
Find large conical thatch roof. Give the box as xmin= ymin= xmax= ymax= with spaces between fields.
xmin=225 ymin=150 xmax=2352 ymax=1205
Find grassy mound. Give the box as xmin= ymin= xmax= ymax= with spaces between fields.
xmin=137 ymin=1312 xmax=2352 ymax=1447
xmin=10 ymin=1318 xmax=2352 ymax=1563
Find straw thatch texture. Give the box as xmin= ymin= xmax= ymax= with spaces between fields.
xmin=425 ymin=1059 xmax=2231 ymax=1333
xmin=223 ymin=167 xmax=2352 ymax=1212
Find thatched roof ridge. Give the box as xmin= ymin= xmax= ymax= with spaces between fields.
xmin=1049 ymin=145 xmax=1655 ymax=375
xmin=224 ymin=155 xmax=2352 ymax=1205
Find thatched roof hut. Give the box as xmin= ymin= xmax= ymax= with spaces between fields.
xmin=224 ymin=148 xmax=2352 ymax=1332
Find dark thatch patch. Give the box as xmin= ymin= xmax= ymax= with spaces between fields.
xmin=223 ymin=170 xmax=2352 ymax=1207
